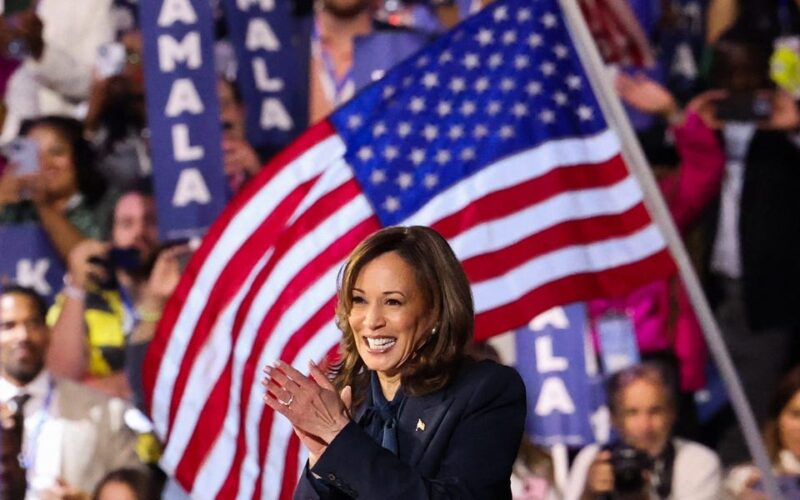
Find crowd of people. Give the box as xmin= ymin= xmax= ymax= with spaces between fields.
xmin=1 ymin=0 xmax=800 ymax=498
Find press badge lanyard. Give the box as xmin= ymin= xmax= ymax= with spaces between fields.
xmin=311 ymin=19 xmax=355 ymax=105
xmin=21 ymin=377 xmax=56 ymax=474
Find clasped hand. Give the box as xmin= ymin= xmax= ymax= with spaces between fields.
xmin=263 ymin=360 xmax=352 ymax=465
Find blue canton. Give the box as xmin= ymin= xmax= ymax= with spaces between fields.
xmin=330 ymin=0 xmax=608 ymax=226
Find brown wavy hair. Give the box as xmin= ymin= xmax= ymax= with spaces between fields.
xmin=332 ymin=226 xmax=473 ymax=407
xmin=764 ymin=365 xmax=800 ymax=465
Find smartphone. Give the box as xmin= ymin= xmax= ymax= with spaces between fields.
xmin=95 ymin=42 xmax=127 ymax=79
xmin=715 ymin=93 xmax=773 ymax=122
xmin=3 ymin=0 xmax=33 ymax=16
xmin=4 ymin=137 xmax=39 ymax=175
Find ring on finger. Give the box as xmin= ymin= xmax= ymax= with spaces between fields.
xmin=278 ymin=393 xmax=294 ymax=407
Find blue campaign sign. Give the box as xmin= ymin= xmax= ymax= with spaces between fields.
xmin=0 ymin=224 xmax=65 ymax=304
xmin=139 ymin=0 xmax=227 ymax=241
xmin=515 ymin=303 xmax=597 ymax=447
xmin=221 ymin=0 xmax=302 ymax=155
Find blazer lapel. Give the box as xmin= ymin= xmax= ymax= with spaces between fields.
xmin=398 ymin=390 xmax=454 ymax=467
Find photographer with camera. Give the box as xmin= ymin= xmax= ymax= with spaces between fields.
xmin=565 ymin=363 xmax=721 ymax=500
xmin=45 ymin=184 xmax=188 ymax=403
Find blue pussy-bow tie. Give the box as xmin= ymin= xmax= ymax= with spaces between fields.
xmin=364 ymin=372 xmax=406 ymax=455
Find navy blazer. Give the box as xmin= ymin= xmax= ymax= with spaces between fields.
xmin=294 ymin=359 xmax=527 ymax=499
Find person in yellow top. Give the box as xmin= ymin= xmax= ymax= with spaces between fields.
xmin=45 ymin=184 xmax=187 ymax=401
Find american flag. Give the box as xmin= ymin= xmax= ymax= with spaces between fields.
xmin=143 ymin=0 xmax=675 ymax=498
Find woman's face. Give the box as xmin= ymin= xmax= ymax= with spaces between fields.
xmin=348 ymin=251 xmax=434 ymax=379
xmin=779 ymin=391 xmax=800 ymax=459
xmin=26 ymin=126 xmax=77 ymax=199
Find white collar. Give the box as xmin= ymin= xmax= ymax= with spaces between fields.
xmin=0 ymin=370 xmax=52 ymax=403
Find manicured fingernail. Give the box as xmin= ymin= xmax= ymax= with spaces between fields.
xmin=264 ymin=366 xmax=272 ymax=375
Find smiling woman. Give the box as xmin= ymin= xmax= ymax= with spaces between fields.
xmin=264 ymin=225 xmax=527 ymax=499
xmin=0 ymin=116 xmax=108 ymax=259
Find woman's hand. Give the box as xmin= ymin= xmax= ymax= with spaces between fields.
xmin=686 ymin=89 xmax=729 ymax=130
xmin=614 ymin=72 xmax=679 ymax=120
xmin=263 ymin=360 xmax=351 ymax=454
xmin=0 ymin=169 xmax=22 ymax=205
xmin=765 ymin=90 xmax=800 ymax=131
xmin=735 ymin=471 xmax=768 ymax=500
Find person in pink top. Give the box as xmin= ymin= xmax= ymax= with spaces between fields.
xmin=587 ymin=73 xmax=726 ymax=393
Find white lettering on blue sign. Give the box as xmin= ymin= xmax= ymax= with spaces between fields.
xmin=16 ymin=259 xmax=51 ymax=296
xmin=535 ymin=336 xmax=569 ymax=372
xmin=529 ymin=306 xmax=569 ymax=331
xmin=535 ymin=377 xmax=576 ymax=416
xmin=253 ymin=58 xmax=284 ymax=92
xmin=158 ymin=0 xmax=198 ymax=26
xmin=172 ymin=124 xmax=204 ymax=161
xmin=236 ymin=0 xmax=275 ymax=10
xmin=158 ymin=32 xmax=202 ymax=71
xmin=260 ymin=98 xmax=293 ymax=130
xmin=166 ymin=78 xmax=205 ymax=116
xmin=173 ymin=168 xmax=212 ymax=206
xmin=246 ymin=18 xmax=281 ymax=51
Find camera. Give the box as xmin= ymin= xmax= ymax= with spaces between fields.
xmin=88 ymin=247 xmax=143 ymax=289
xmin=606 ymin=443 xmax=653 ymax=495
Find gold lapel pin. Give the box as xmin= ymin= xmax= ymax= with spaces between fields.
xmin=416 ymin=418 xmax=426 ymax=432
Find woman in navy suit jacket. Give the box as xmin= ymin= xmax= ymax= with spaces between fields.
xmin=264 ymin=225 xmax=527 ymax=499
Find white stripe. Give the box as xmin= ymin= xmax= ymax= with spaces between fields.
xmin=190 ymin=189 xmax=371 ymax=497
xmin=404 ymin=128 xmax=620 ymax=226
xmin=449 ymin=176 xmax=643 ymax=260
xmin=260 ymin=321 xmax=342 ymax=500
xmin=471 ymin=223 xmax=668 ymax=312
xmin=289 ymin=157 xmax=354 ymax=225
xmin=151 ymin=134 xmax=345 ymax=437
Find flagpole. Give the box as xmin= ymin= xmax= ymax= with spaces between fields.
xmin=558 ymin=1 xmax=783 ymax=498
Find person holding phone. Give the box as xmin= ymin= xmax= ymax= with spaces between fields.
xmin=704 ymin=25 xmax=800 ymax=465
xmin=0 ymin=115 xmax=108 ymax=259
xmin=84 ymin=30 xmax=150 ymax=192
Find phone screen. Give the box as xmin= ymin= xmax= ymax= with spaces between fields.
xmin=715 ymin=93 xmax=773 ymax=122
xmin=4 ymin=137 xmax=39 ymax=175
xmin=95 ymin=42 xmax=126 ymax=79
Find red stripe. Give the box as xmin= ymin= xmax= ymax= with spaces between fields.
xmin=460 ymin=203 xmax=653 ymax=282
xmin=144 ymin=120 xmax=337 ymax=420
xmin=473 ymin=249 xmax=676 ymax=340
xmin=433 ymin=155 xmax=630 ymax=240
xmin=172 ymin=180 xmax=368 ymax=490
xmin=219 ymin=218 xmax=379 ymax=498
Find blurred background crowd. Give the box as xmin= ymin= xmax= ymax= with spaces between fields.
xmin=1 ymin=0 xmax=800 ymax=498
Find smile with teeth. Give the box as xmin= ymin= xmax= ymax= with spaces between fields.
xmin=365 ymin=336 xmax=397 ymax=352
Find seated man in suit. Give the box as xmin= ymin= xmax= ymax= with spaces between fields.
xmin=0 ymin=285 xmax=141 ymax=498
xmin=565 ymin=363 xmax=721 ymax=500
